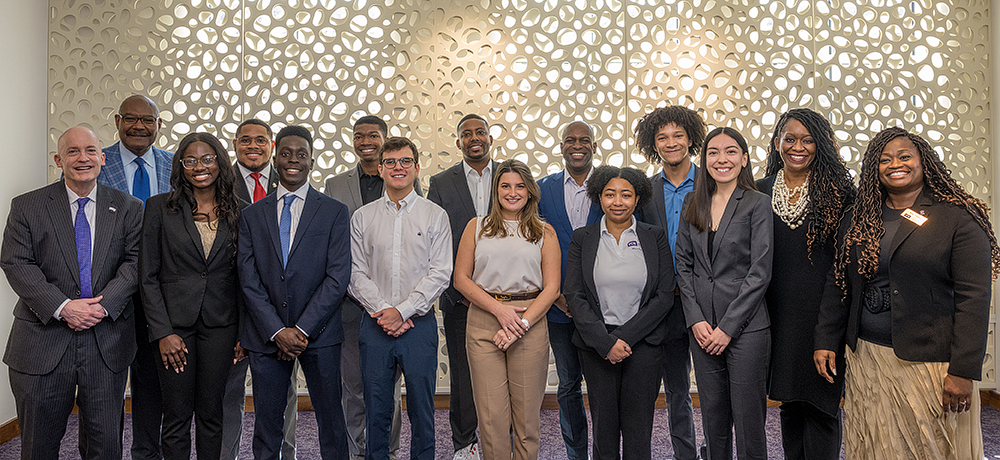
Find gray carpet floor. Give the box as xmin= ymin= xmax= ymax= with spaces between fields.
xmin=1 ymin=406 xmax=997 ymax=459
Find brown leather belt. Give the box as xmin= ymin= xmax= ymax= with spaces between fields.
xmin=488 ymin=291 xmax=540 ymax=302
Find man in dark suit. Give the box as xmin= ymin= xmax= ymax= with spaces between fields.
xmin=426 ymin=113 xmax=498 ymax=460
xmin=221 ymin=117 xmax=295 ymax=460
xmin=635 ymin=106 xmax=707 ymax=460
xmin=1 ymin=126 xmax=143 ymax=459
xmin=536 ymin=121 xmax=601 ymax=460
xmin=324 ymin=115 xmax=415 ymax=460
xmin=238 ymin=125 xmax=351 ymax=460
xmin=96 ymin=94 xmax=173 ymax=460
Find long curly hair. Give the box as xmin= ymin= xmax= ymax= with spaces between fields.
xmin=634 ymin=105 xmax=707 ymax=164
xmin=479 ymin=159 xmax=545 ymax=243
xmin=834 ymin=127 xmax=1000 ymax=288
xmin=764 ymin=108 xmax=856 ymax=256
xmin=167 ymin=132 xmax=242 ymax=257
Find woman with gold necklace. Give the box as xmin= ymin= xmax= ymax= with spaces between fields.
xmin=756 ymin=108 xmax=855 ymax=460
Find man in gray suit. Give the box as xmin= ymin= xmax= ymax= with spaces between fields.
xmin=324 ymin=115 xmax=415 ymax=459
xmin=1 ymin=126 xmax=143 ymax=459
xmin=426 ymin=113 xmax=498 ymax=460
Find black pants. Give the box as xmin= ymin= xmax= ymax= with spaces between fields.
xmin=779 ymin=401 xmax=842 ymax=460
xmin=443 ymin=302 xmax=478 ymax=450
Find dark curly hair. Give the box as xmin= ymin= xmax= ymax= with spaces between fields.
xmin=834 ymin=127 xmax=1000 ymax=288
xmin=764 ymin=108 xmax=856 ymax=256
xmin=586 ymin=165 xmax=653 ymax=210
xmin=167 ymin=132 xmax=242 ymax=257
xmin=634 ymin=105 xmax=707 ymax=164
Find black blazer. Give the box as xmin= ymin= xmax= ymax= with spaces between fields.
xmin=234 ymin=164 xmax=279 ymax=204
xmin=815 ymin=190 xmax=992 ymax=380
xmin=1 ymin=182 xmax=142 ymax=374
xmin=564 ymin=221 xmax=675 ymax=357
xmin=426 ymin=160 xmax=498 ymax=311
xmin=139 ymin=194 xmax=247 ymax=342
xmin=675 ymin=187 xmax=773 ymax=339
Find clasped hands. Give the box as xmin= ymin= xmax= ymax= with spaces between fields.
xmin=492 ymin=302 xmax=528 ymax=351
xmin=692 ymin=321 xmax=731 ymax=355
xmin=61 ymin=296 xmax=106 ymax=331
xmin=372 ymin=307 xmax=414 ymax=337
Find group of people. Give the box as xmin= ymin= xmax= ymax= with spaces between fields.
xmin=0 ymin=93 xmax=994 ymax=460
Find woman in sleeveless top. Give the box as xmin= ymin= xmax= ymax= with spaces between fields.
xmin=454 ymin=159 xmax=561 ymax=460
xmin=139 ymin=132 xmax=246 ymax=459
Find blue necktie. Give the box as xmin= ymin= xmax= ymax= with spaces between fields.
xmin=133 ymin=157 xmax=150 ymax=201
xmin=75 ymin=197 xmax=92 ymax=298
xmin=279 ymin=194 xmax=295 ymax=267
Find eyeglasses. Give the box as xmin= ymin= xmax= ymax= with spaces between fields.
xmin=181 ymin=155 xmax=217 ymax=169
xmin=237 ymin=136 xmax=270 ymax=146
xmin=119 ymin=114 xmax=159 ymax=126
xmin=381 ymin=157 xmax=415 ymax=168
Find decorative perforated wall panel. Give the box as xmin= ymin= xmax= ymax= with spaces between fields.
xmin=48 ymin=0 xmax=995 ymax=391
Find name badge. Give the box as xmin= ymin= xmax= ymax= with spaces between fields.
xmin=901 ymin=208 xmax=927 ymax=226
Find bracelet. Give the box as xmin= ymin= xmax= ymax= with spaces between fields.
xmin=521 ymin=317 xmax=530 ymax=330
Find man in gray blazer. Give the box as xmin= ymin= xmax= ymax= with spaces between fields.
xmin=426 ymin=113 xmax=498 ymax=460
xmin=1 ymin=126 xmax=143 ymax=459
xmin=324 ymin=115 xmax=419 ymax=459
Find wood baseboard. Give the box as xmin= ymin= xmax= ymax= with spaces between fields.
xmin=2 ymin=390 xmax=996 ymax=446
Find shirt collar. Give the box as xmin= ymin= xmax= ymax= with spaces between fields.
xmin=356 ymin=162 xmax=380 ymax=179
xmin=600 ymin=215 xmax=638 ymax=236
xmin=563 ymin=167 xmax=592 ymax=187
xmin=118 ymin=143 xmax=153 ymax=165
xmin=660 ymin=162 xmax=697 ymax=189
xmin=276 ymin=183 xmax=310 ymax=202
xmin=463 ymin=160 xmax=492 ymax=179
xmin=66 ymin=182 xmax=98 ymax=205
xmin=237 ymin=161 xmax=268 ymax=181
xmin=382 ymin=188 xmax=419 ymax=213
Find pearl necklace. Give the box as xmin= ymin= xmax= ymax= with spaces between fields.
xmin=772 ymin=169 xmax=809 ymax=229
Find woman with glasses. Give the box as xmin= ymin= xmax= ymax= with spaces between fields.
xmin=140 ymin=132 xmax=246 ymax=460
xmin=453 ymin=159 xmax=561 ymax=460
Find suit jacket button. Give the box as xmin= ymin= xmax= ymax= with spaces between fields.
xmin=281 ymin=275 xmax=285 ymax=281
xmin=75 ymin=289 xmax=81 ymax=296
xmin=708 ymin=277 xmax=713 ymax=283
xmin=201 ymin=272 xmax=207 ymax=279
xmin=893 ymin=290 xmax=899 ymax=295
xmin=281 ymin=302 xmax=287 ymax=308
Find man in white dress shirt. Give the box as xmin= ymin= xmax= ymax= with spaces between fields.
xmin=349 ymin=136 xmax=452 ymax=460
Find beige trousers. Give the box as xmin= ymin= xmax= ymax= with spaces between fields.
xmin=844 ymin=340 xmax=983 ymax=460
xmin=466 ymin=299 xmax=549 ymax=460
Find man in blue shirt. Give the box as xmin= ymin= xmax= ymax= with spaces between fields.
xmin=635 ymin=106 xmax=707 ymax=460
xmin=536 ymin=121 xmax=602 ymax=460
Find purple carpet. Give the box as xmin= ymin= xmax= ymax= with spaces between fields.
xmin=0 ymin=406 xmax=996 ymax=459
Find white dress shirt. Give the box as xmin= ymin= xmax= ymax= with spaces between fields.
xmin=237 ymin=161 xmax=271 ymax=200
xmin=348 ymin=189 xmax=453 ymax=321
xmin=275 ymin=183 xmax=310 ymax=248
xmin=463 ymin=161 xmax=493 ymax=217
xmin=119 ymin=145 xmax=160 ymax=196
xmin=563 ymin=168 xmax=593 ymax=230
xmin=54 ymin=184 xmax=98 ymax=319
xmin=593 ymin=216 xmax=647 ymax=326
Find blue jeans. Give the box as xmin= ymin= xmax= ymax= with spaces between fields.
xmin=547 ymin=320 xmax=589 ymax=460
xmin=360 ymin=313 xmax=437 ymax=460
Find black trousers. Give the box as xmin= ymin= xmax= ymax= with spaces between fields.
xmin=578 ymin=340 xmax=663 ymax=460
xmin=443 ymin=302 xmax=478 ymax=450
xmin=779 ymin=401 xmax=843 ymax=460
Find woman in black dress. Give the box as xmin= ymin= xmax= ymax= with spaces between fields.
xmin=756 ymin=108 xmax=855 ymax=460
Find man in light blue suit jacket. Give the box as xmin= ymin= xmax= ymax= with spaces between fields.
xmin=536 ymin=121 xmax=602 ymax=460
xmin=96 ymin=95 xmax=174 ymax=460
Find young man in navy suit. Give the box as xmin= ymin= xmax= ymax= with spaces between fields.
xmin=238 ymin=125 xmax=351 ymax=460
xmin=97 ymin=94 xmax=173 ymax=460
xmin=635 ymin=105 xmax=708 ymax=460
xmin=536 ymin=121 xmax=602 ymax=460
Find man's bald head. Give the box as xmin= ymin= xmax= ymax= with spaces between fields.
xmin=560 ymin=120 xmax=596 ymax=180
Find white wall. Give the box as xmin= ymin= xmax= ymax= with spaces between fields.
xmin=0 ymin=0 xmax=50 ymax=425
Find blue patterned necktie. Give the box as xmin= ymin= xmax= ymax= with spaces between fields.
xmin=133 ymin=156 xmax=150 ymax=201
xmin=75 ymin=197 xmax=92 ymax=298
xmin=279 ymin=194 xmax=295 ymax=267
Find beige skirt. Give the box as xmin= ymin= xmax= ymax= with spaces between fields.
xmin=844 ymin=340 xmax=982 ymax=460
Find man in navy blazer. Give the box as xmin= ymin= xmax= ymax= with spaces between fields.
xmin=238 ymin=125 xmax=351 ymax=460
xmin=2 ymin=127 xmax=142 ymax=459
xmin=535 ymin=121 xmax=601 ymax=460
xmin=97 ymin=94 xmax=174 ymax=460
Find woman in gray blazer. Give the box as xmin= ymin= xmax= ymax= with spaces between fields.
xmin=564 ymin=165 xmax=674 ymax=460
xmin=140 ymin=132 xmax=246 ymax=460
xmin=675 ymin=127 xmax=773 ymax=460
